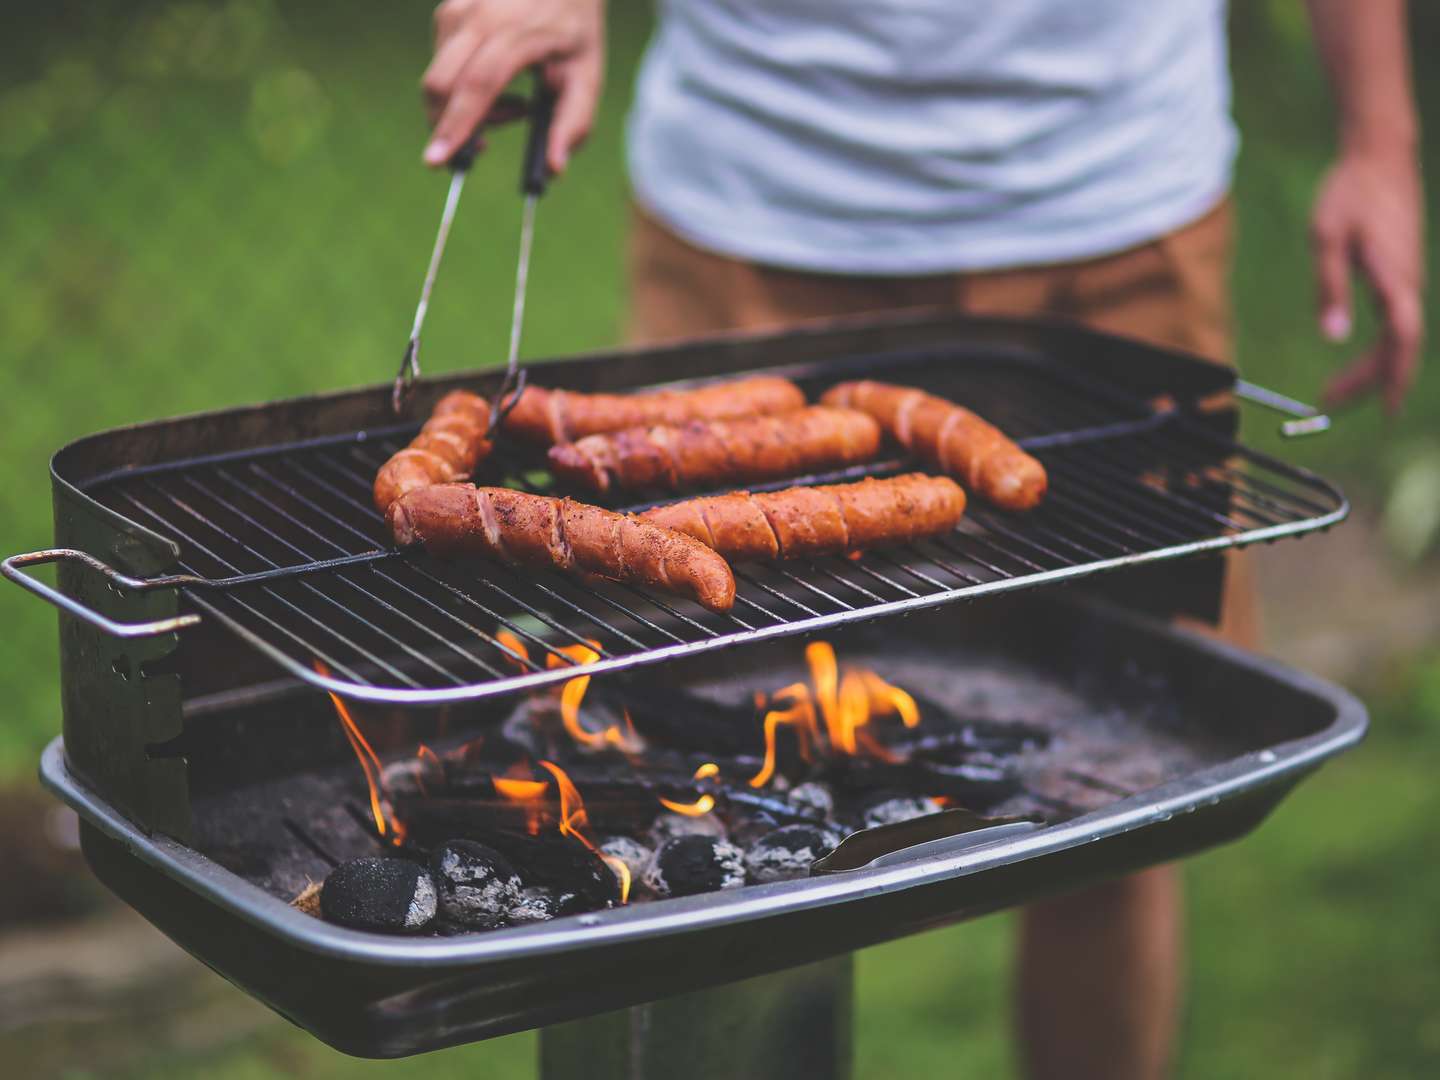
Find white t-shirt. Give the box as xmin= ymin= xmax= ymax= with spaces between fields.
xmin=627 ymin=0 xmax=1237 ymax=275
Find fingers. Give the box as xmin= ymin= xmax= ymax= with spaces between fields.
xmin=1322 ymin=350 xmax=1382 ymax=408
xmin=425 ymin=38 xmax=540 ymax=167
xmin=423 ymin=28 xmax=484 ymax=129
xmin=1310 ymin=214 xmax=1353 ymax=343
xmin=545 ymin=51 xmax=603 ymax=174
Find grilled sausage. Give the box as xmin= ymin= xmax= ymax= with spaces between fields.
xmin=821 ymin=380 xmax=1047 ymax=510
xmin=388 ymin=484 xmax=737 ymax=613
xmin=639 ymin=474 xmax=965 ymax=562
xmin=373 ymin=390 xmax=493 ymax=514
xmin=501 ymin=376 xmax=806 ymax=446
xmin=547 ymin=406 xmax=882 ymax=494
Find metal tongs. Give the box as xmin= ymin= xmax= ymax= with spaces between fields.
xmin=393 ymin=69 xmax=557 ymax=430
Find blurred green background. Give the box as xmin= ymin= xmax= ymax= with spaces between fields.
xmin=1 ymin=2 xmax=1437 ymax=1077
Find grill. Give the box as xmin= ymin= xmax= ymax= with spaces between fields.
xmin=11 ymin=316 xmax=1343 ymax=706
xmin=12 ymin=313 xmax=1365 ymax=1071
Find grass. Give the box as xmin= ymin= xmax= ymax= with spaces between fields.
xmin=2 ymin=3 xmax=1438 ymax=1077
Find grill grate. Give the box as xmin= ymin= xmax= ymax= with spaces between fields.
xmin=84 ymin=351 xmax=1345 ymax=704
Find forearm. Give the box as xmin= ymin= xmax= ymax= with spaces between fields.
xmin=1305 ymin=0 xmax=1418 ymax=156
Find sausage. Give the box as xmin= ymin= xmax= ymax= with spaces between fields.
xmin=639 ymin=474 xmax=965 ymax=562
xmin=820 ymin=380 xmax=1047 ymax=510
xmin=387 ymin=484 xmax=737 ymax=613
xmin=501 ymin=375 xmax=806 ymax=445
xmin=373 ymin=390 xmax=493 ymax=514
xmin=547 ymin=406 xmax=882 ymax=494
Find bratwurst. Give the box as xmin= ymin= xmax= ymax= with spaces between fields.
xmin=387 ymin=484 xmax=737 ymax=613
xmin=373 ymin=390 xmax=493 ymax=514
xmin=501 ymin=375 xmax=806 ymax=446
xmin=820 ymin=380 xmax=1047 ymax=510
xmin=639 ymin=474 xmax=965 ymax=562
xmin=547 ymin=406 xmax=882 ymax=494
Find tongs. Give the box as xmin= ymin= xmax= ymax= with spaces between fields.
xmin=393 ymin=69 xmax=557 ymax=433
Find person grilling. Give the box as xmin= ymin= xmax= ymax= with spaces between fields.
xmin=417 ymin=2 xmax=1424 ymax=1077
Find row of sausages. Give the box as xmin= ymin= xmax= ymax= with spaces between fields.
xmin=373 ymin=375 xmax=1046 ymax=613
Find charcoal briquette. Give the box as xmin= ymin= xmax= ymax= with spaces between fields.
xmin=319 ymin=856 xmax=437 ymax=933
xmin=431 ymin=839 xmax=524 ymax=928
xmin=643 ymin=835 xmax=746 ymax=898
xmin=743 ymin=824 xmax=842 ymax=883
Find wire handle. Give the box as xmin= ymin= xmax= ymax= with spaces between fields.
xmin=2 ymin=549 xmax=201 ymax=639
xmin=1233 ymin=379 xmax=1332 ymax=437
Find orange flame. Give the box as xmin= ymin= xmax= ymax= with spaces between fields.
xmin=538 ymin=759 xmax=630 ymax=903
xmin=748 ymin=643 xmax=924 ymax=787
xmin=495 ymin=629 xmax=530 ymax=670
xmin=494 ymin=778 xmax=550 ymax=800
xmin=314 ymin=660 xmax=404 ymax=844
xmin=539 ymin=640 xmax=644 ymax=753
xmin=749 ymin=684 xmax=817 ymax=788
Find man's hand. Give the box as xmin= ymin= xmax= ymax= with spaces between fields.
xmin=422 ymin=0 xmax=605 ymax=174
xmin=1312 ymin=144 xmax=1426 ymax=414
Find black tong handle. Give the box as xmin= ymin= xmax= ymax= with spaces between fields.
xmin=445 ymin=67 xmax=555 ymax=194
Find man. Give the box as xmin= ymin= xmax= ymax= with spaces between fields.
xmin=420 ymin=2 xmax=1423 ymax=1077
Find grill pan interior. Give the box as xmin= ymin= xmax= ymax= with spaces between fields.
xmin=65 ymin=338 xmax=1344 ymax=707
xmin=41 ymin=596 xmax=1366 ymax=1057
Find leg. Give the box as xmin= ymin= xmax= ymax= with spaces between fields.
xmin=1017 ymin=868 xmax=1184 ymax=1080
xmin=965 ymin=198 xmax=1240 ymax=1080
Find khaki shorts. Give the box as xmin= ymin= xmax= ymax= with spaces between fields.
xmin=625 ymin=197 xmax=1257 ymax=646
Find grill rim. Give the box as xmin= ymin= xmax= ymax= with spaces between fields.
xmin=40 ymin=604 xmax=1367 ymax=969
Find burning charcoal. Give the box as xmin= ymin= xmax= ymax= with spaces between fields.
xmin=643 ymin=835 xmax=746 ymax=899
xmin=507 ymin=886 xmax=563 ymax=924
xmin=431 ymin=840 xmax=524 ymax=929
xmin=649 ymin=811 xmax=727 ymax=847
xmin=380 ymin=755 xmax=441 ymax=798
xmin=320 ymin=856 xmax=437 ymax=933
xmin=786 ymin=781 xmax=835 ymax=819
xmin=743 ymin=825 xmax=842 ymax=883
xmin=861 ymin=795 xmax=944 ymax=830
xmin=599 ymin=836 xmax=653 ymax=890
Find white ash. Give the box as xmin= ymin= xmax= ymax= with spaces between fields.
xmin=786 ymin=781 xmax=835 ymax=819
xmin=643 ymin=835 xmax=747 ymax=899
xmin=379 ymin=756 xmax=441 ymax=798
xmin=649 ymin=811 xmax=726 ymax=846
xmin=862 ymin=796 xmax=944 ymax=829
xmin=507 ymin=887 xmax=562 ymax=924
xmin=743 ymin=825 xmax=842 ymax=883
xmin=598 ymin=836 xmax=653 ymax=888
xmin=431 ymin=840 xmax=524 ymax=928
xmin=319 ymin=856 xmax=437 ymax=933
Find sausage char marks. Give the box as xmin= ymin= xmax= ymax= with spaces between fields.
xmin=501 ymin=375 xmax=806 ymax=446
xmin=547 ymin=406 xmax=882 ymax=494
xmin=387 ymin=484 xmax=736 ymax=613
xmin=373 ymin=390 xmax=493 ymax=514
xmin=639 ymin=474 xmax=965 ymax=562
xmin=821 ymin=380 xmax=1047 ymax=510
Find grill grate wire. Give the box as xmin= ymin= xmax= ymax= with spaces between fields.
xmin=86 ymin=355 xmax=1346 ymax=704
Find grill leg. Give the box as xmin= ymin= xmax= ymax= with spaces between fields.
xmin=538 ymin=953 xmax=854 ymax=1080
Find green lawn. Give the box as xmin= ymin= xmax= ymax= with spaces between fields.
xmin=3 ymin=3 xmax=1438 ymax=1077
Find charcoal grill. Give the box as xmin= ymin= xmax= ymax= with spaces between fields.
xmin=10 ymin=313 xmax=1366 ymax=1069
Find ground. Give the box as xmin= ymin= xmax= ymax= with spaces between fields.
xmin=1 ymin=3 xmax=1437 ymax=1078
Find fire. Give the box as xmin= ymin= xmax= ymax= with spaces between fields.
xmin=314 ymin=660 xmax=404 ymax=844
xmin=749 ymin=684 xmax=818 ymax=788
xmin=749 ymin=642 xmax=922 ymax=788
xmin=542 ymin=640 xmax=645 ymax=753
xmin=538 ymin=759 xmax=631 ymax=904
xmin=495 ymin=629 xmax=530 ymax=670
xmin=493 ymin=777 xmax=549 ymax=800
xmin=659 ymin=763 xmax=720 ymax=816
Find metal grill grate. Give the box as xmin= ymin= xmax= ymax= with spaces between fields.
xmin=83 ymin=352 xmax=1346 ymax=704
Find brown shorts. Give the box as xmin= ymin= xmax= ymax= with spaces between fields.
xmin=625 ymin=197 xmax=1257 ymax=646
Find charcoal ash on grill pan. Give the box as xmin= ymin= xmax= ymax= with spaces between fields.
xmin=430 ymin=840 xmax=525 ymax=929
xmin=744 ymin=825 xmax=842 ymax=883
xmin=320 ymin=856 xmax=437 ymax=933
xmin=644 ymin=836 xmax=747 ymax=898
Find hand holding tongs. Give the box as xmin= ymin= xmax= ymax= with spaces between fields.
xmin=393 ymin=69 xmax=557 ymax=431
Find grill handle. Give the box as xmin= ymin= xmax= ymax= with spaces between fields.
xmin=2 ymin=549 xmax=201 ymax=639
xmin=811 ymin=809 xmax=1042 ymax=874
xmin=1234 ymin=379 xmax=1332 ymax=437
